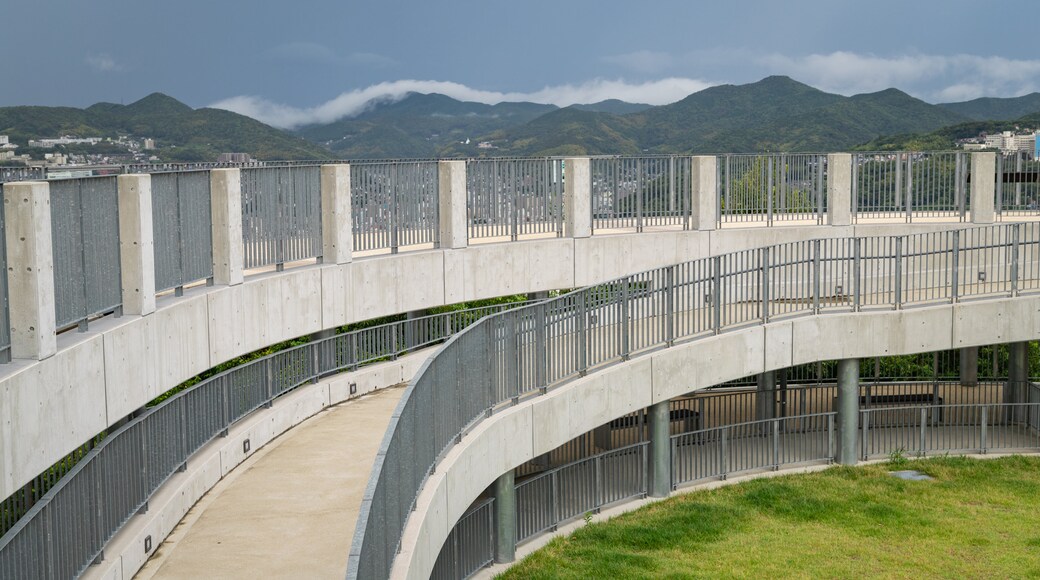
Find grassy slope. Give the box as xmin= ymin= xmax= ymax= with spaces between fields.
xmin=502 ymin=456 xmax=1040 ymax=579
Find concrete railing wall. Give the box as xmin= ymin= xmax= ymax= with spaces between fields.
xmin=0 ymin=153 xmax=1003 ymax=502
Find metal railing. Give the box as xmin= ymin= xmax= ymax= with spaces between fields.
xmin=591 ymin=155 xmax=691 ymax=232
xmin=348 ymin=221 xmax=1040 ymax=579
xmin=852 ymin=151 xmax=970 ymax=222
xmin=997 ymin=151 xmax=1040 ymax=219
xmin=0 ymin=166 xmax=45 ymax=183
xmin=430 ymin=499 xmax=495 ymax=580
xmin=717 ymin=153 xmax=827 ymax=225
xmin=151 ymin=171 xmax=214 ymax=294
xmin=48 ymin=176 xmax=123 ymax=330
xmin=351 ymin=160 xmax=439 ymax=253
xmin=0 ymin=185 xmax=9 ymax=362
xmin=467 ymin=158 xmax=564 ymax=241
xmin=240 ymin=165 xmax=323 ymax=270
xmin=0 ymin=300 xmax=535 ymax=579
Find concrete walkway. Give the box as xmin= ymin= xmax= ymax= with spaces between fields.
xmin=136 ymin=386 xmax=406 ymax=580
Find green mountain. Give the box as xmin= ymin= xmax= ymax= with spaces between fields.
xmin=457 ymin=77 xmax=971 ymax=156
xmin=295 ymin=92 xmax=557 ymax=158
xmin=571 ymin=100 xmax=651 ymax=115
xmin=940 ymin=93 xmax=1040 ymax=121
xmin=0 ymin=93 xmax=330 ymax=161
xmin=855 ymin=111 xmax=1040 ymax=151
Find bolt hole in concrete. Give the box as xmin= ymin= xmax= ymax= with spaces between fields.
xmin=888 ymin=470 xmax=934 ymax=481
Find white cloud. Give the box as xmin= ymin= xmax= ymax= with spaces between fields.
xmin=268 ymin=42 xmax=397 ymax=68
xmin=758 ymin=51 xmax=1040 ymax=101
xmin=84 ymin=54 xmax=123 ymax=73
xmin=210 ymin=77 xmax=716 ymax=129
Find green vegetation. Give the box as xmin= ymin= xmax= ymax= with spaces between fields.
xmin=501 ymin=456 xmax=1040 ymax=579
xmin=0 ymin=93 xmax=331 ymax=162
xmin=939 ymin=92 xmax=1040 ymax=121
xmin=855 ymin=111 xmax=1040 ymax=151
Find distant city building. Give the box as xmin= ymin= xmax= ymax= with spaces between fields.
xmin=0 ymin=135 xmax=17 ymax=150
xmin=143 ymin=138 xmax=155 ymax=150
xmin=477 ymin=141 xmax=495 ymax=149
xmin=0 ymin=150 xmax=14 ymax=161
xmin=977 ymin=130 xmax=1037 ymax=154
xmin=28 ymin=137 xmax=103 ymax=148
xmin=217 ymin=152 xmax=252 ymax=163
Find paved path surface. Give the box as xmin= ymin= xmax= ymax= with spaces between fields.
xmin=137 ymin=386 xmax=406 ymax=580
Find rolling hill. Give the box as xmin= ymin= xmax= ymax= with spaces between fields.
xmin=939 ymin=93 xmax=1040 ymax=121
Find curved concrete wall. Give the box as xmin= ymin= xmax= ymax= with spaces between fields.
xmin=392 ymin=295 xmax=1040 ymax=579
xmin=0 ymin=222 xmax=971 ymax=501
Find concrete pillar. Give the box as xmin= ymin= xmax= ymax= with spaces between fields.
xmin=690 ymin=155 xmax=717 ymax=231
xmin=117 ymin=174 xmax=156 ymax=316
xmin=320 ymin=164 xmax=353 ymax=264
xmin=755 ymin=371 xmax=776 ymax=421
xmin=493 ymin=470 xmax=516 ymax=564
xmin=438 ymin=160 xmax=467 ymax=250
xmin=647 ymin=401 xmax=671 ymax=497
xmin=827 ymin=153 xmax=852 ymax=226
xmin=836 ymin=358 xmax=860 ymax=465
xmin=210 ymin=169 xmax=244 ymax=286
xmin=971 ymin=152 xmax=996 ymax=224
xmin=527 ymin=291 xmax=549 ymax=301
xmin=3 ymin=181 xmax=57 ymax=360
xmin=1007 ymin=342 xmax=1029 ymax=416
xmin=594 ymin=422 xmax=612 ymax=450
xmin=960 ymin=346 xmax=979 ymax=387
xmin=563 ymin=157 xmax=591 ymax=238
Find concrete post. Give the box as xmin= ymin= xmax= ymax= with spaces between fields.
xmin=971 ymin=152 xmax=996 ymax=224
xmin=827 ymin=153 xmax=852 ymax=226
xmin=3 ymin=181 xmax=57 ymax=360
xmin=690 ymin=155 xmax=717 ymax=231
xmin=647 ymin=400 xmax=671 ymax=497
xmin=755 ymin=371 xmax=776 ymax=421
xmin=563 ymin=157 xmax=591 ymax=238
xmin=320 ymin=164 xmax=353 ymax=264
xmin=594 ymin=423 xmax=611 ymax=450
xmin=493 ymin=470 xmax=516 ymax=564
xmin=117 ymin=174 xmax=156 ymax=316
xmin=527 ymin=291 xmax=549 ymax=301
xmin=438 ymin=160 xmax=467 ymax=250
xmin=1007 ymin=342 xmax=1029 ymax=420
xmin=960 ymin=346 xmax=979 ymax=387
xmin=210 ymin=169 xmax=244 ymax=286
xmin=836 ymin=358 xmax=860 ymax=465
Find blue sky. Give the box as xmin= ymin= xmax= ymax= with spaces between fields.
xmin=2 ymin=0 xmax=1036 ymax=128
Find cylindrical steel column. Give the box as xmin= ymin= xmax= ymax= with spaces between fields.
xmin=648 ymin=401 xmax=671 ymax=498
xmin=756 ymin=371 xmax=776 ymax=421
xmin=1007 ymin=342 xmax=1029 ymax=421
xmin=836 ymin=358 xmax=860 ymax=465
xmin=493 ymin=470 xmax=516 ymax=564
xmin=960 ymin=346 xmax=979 ymax=387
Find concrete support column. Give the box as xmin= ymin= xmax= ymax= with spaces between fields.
xmin=320 ymin=164 xmax=353 ymax=264
xmin=836 ymin=358 xmax=860 ymax=465
xmin=755 ymin=371 xmax=776 ymax=421
xmin=594 ymin=422 xmax=611 ymax=450
xmin=527 ymin=291 xmax=549 ymax=301
xmin=827 ymin=153 xmax=853 ymax=226
xmin=210 ymin=169 xmax=244 ymax=286
xmin=1007 ymin=341 xmax=1029 ymax=412
xmin=971 ymin=152 xmax=996 ymax=224
xmin=3 ymin=181 xmax=57 ymax=360
xmin=493 ymin=470 xmax=516 ymax=564
xmin=117 ymin=174 xmax=156 ymax=316
xmin=563 ymin=157 xmax=591 ymax=238
xmin=438 ymin=160 xmax=467 ymax=250
xmin=647 ymin=400 xmax=671 ymax=498
xmin=960 ymin=346 xmax=979 ymax=387
xmin=690 ymin=155 xmax=717 ymax=231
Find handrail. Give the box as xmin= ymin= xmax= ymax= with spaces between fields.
xmin=0 ymin=299 xmax=536 ymax=578
xmin=348 ymin=221 xmax=1040 ymax=579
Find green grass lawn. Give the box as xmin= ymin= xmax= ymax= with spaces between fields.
xmin=500 ymin=456 xmax=1040 ymax=579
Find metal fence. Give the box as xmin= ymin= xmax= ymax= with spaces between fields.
xmin=151 ymin=171 xmax=214 ymax=294
xmin=852 ymin=151 xmax=970 ymax=222
xmin=48 ymin=177 xmax=123 ymax=330
xmin=467 ymin=158 xmax=564 ymax=241
xmin=591 ymin=156 xmax=691 ymax=232
xmin=717 ymin=154 xmax=827 ymax=225
xmin=348 ymin=222 xmax=1040 ymax=580
xmin=430 ymin=499 xmax=495 ymax=580
xmin=0 ymin=185 xmax=8 ymax=362
xmin=0 ymin=167 xmax=45 ymax=183
xmin=0 ymin=300 xmax=534 ymax=578
xmin=351 ymin=161 xmax=439 ymax=253
xmin=997 ymin=151 xmax=1040 ymax=219
xmin=240 ymin=165 xmax=322 ymax=270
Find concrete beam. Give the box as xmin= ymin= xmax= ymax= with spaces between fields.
xmin=438 ymin=160 xmax=467 ymax=249
xmin=320 ymin=164 xmax=353 ymax=265
xmin=564 ymin=157 xmax=591 ymax=238
xmin=3 ymin=181 xmax=57 ymax=359
xmin=690 ymin=156 xmax=717 ymax=231
xmin=971 ymin=152 xmax=996 ymax=224
xmin=827 ymin=153 xmax=852 ymax=226
xmin=117 ymin=174 xmax=156 ymax=316
xmin=210 ymin=169 xmax=244 ymax=286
